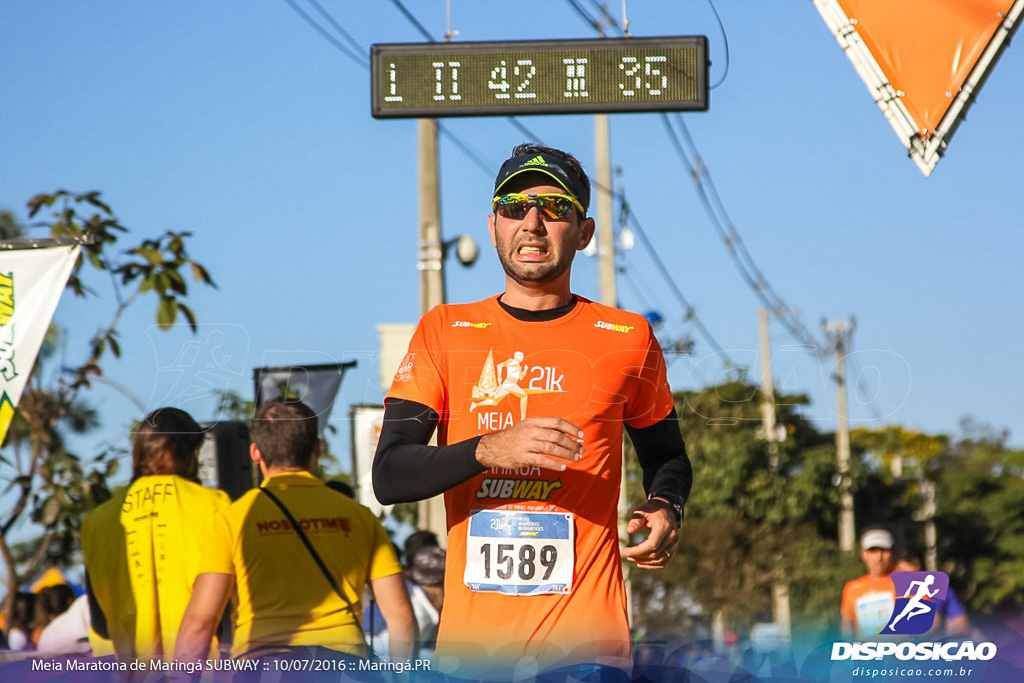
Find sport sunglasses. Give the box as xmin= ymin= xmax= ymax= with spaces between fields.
xmin=492 ymin=193 xmax=585 ymax=220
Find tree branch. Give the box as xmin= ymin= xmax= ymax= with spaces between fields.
xmin=19 ymin=528 xmax=56 ymax=584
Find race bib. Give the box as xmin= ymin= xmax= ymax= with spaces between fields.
xmin=856 ymin=590 xmax=896 ymax=638
xmin=464 ymin=510 xmax=574 ymax=595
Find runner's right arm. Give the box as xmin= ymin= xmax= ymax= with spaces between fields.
xmin=372 ymin=399 xmax=486 ymax=504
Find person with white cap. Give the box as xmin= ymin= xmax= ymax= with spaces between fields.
xmin=841 ymin=526 xmax=897 ymax=639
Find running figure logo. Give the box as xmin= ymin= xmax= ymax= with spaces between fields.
xmin=469 ymin=349 xmax=564 ymax=420
xmin=884 ymin=571 xmax=949 ymax=635
xmin=471 ymin=349 xmax=530 ymax=419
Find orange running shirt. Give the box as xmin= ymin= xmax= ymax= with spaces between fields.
xmin=387 ymin=295 xmax=674 ymax=672
xmin=841 ymin=574 xmax=896 ymax=639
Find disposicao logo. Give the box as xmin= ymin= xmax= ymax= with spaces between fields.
xmin=884 ymin=571 xmax=948 ymax=635
xmin=831 ymin=570 xmax=998 ymax=663
xmin=831 ymin=641 xmax=997 ymax=662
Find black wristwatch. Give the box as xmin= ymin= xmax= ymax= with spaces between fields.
xmin=648 ymin=491 xmax=685 ymax=528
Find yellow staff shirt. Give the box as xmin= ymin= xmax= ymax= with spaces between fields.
xmin=82 ymin=475 xmax=231 ymax=661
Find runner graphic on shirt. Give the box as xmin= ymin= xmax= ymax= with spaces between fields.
xmin=470 ymin=349 xmax=529 ymax=419
xmin=885 ymin=574 xmax=938 ymax=632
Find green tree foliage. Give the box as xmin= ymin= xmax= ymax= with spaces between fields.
xmin=848 ymin=420 xmax=1024 ymax=612
xmin=848 ymin=426 xmax=945 ymax=554
xmin=0 ymin=210 xmax=21 ymax=240
xmin=628 ymin=381 xmax=851 ymax=638
xmin=0 ymin=191 xmax=216 ymax=621
xmin=934 ymin=419 xmax=1024 ymax=611
xmin=850 ymin=425 xmax=946 ymax=478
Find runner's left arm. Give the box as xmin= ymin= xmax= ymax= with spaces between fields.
xmin=620 ymin=408 xmax=692 ymax=569
xmin=626 ymin=407 xmax=692 ymax=505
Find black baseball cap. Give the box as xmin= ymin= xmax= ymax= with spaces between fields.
xmin=494 ymin=152 xmax=591 ymax=212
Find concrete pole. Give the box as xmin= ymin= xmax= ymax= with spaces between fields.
xmin=759 ymin=308 xmax=779 ymax=468
xmin=419 ymin=119 xmax=445 ymax=312
xmin=922 ymin=480 xmax=937 ymax=571
xmin=826 ymin=319 xmax=857 ymax=552
xmin=596 ymin=114 xmax=633 ymax=623
xmin=595 ymin=114 xmax=616 ymax=308
xmin=417 ymin=118 xmax=448 ymax=541
xmin=759 ymin=309 xmax=791 ymax=640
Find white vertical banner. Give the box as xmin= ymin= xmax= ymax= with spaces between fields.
xmin=349 ymin=404 xmax=389 ymax=515
xmin=1 ymin=244 xmax=81 ymax=445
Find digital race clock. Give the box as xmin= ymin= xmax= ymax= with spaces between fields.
xmin=371 ymin=36 xmax=708 ymax=118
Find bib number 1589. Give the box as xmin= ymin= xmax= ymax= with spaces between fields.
xmin=464 ymin=510 xmax=573 ymax=595
xmin=479 ymin=542 xmax=558 ymax=581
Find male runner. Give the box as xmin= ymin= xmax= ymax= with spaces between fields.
xmin=841 ymin=527 xmax=897 ymax=639
xmin=373 ymin=143 xmax=692 ymax=678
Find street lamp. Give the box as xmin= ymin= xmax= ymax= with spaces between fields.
xmin=446 ymin=233 xmax=479 ymax=269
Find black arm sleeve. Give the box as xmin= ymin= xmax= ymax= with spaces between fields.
xmin=625 ymin=407 xmax=693 ymax=503
xmin=372 ymin=398 xmax=487 ymax=504
xmin=85 ymin=571 xmax=109 ymax=640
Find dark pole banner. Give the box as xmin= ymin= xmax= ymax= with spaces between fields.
xmin=253 ymin=361 xmax=357 ymax=434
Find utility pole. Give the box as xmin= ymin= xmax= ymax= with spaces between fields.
xmin=921 ymin=479 xmax=937 ymax=571
xmin=419 ymin=119 xmax=445 ymax=312
xmin=595 ymin=114 xmax=616 ymax=307
xmin=596 ymin=113 xmax=636 ymax=627
xmin=825 ymin=318 xmax=856 ymax=552
xmin=759 ymin=308 xmax=779 ymax=468
xmin=759 ymin=309 xmax=791 ymax=642
xmin=417 ymin=118 xmax=447 ymax=540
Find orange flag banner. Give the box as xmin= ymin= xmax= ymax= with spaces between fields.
xmin=814 ymin=0 xmax=1023 ymax=175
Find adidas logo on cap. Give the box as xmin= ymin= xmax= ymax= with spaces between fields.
xmin=522 ymin=155 xmax=548 ymax=167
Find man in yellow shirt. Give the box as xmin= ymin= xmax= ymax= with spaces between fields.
xmin=82 ymin=407 xmax=231 ymax=662
xmin=176 ymin=400 xmax=415 ymax=663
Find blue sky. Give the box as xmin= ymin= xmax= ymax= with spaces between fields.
xmin=2 ymin=0 xmax=1022 ymax=494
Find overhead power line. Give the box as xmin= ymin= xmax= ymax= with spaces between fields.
xmin=566 ymin=1 xmax=812 ymax=353
xmin=506 ymin=117 xmax=547 ymax=146
xmin=703 ymin=0 xmax=731 ymax=89
xmin=565 ymin=0 xmax=605 ymax=34
xmin=661 ymin=114 xmax=884 ymax=412
xmin=390 ymin=0 xmax=435 ymax=42
xmin=284 ymin=0 xmax=501 ymax=177
xmin=553 ymin=0 xmax=733 ymax=362
xmin=659 ymin=113 xmax=822 ymax=352
xmin=436 ymin=125 xmax=494 ymax=176
xmin=618 ymin=193 xmax=730 ymax=360
xmin=577 ymin=0 xmax=731 ymax=88
xmin=306 ymin=0 xmax=368 ymax=57
xmin=282 ymin=0 xmax=368 ymax=69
